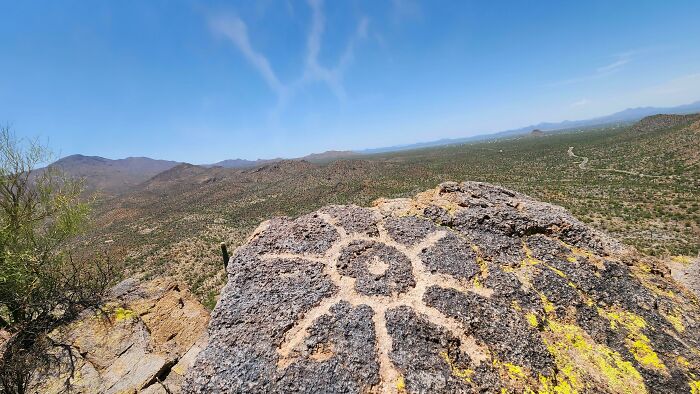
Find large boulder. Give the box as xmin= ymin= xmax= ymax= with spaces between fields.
xmin=185 ymin=182 xmax=700 ymax=393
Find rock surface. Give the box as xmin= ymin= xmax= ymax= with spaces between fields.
xmin=35 ymin=277 xmax=209 ymax=394
xmin=668 ymin=254 xmax=700 ymax=299
xmin=185 ymin=181 xmax=700 ymax=393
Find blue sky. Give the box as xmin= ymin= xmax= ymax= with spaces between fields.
xmin=2 ymin=0 xmax=700 ymax=164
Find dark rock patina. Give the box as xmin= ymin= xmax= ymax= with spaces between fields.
xmin=185 ymin=182 xmax=700 ymax=394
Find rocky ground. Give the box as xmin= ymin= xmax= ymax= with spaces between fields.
xmin=34 ymin=278 xmax=209 ymax=394
xmin=668 ymin=254 xmax=700 ymax=299
xmin=185 ymin=181 xmax=700 ymax=394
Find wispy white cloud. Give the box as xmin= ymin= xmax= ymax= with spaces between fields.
xmin=632 ymin=72 xmax=700 ymax=106
xmin=299 ymin=0 xmax=369 ymax=102
xmin=596 ymin=58 xmax=629 ymax=74
xmin=209 ymin=0 xmax=368 ymax=117
xmin=209 ymin=15 xmax=287 ymax=98
xmin=548 ymin=51 xmax=635 ymax=87
xmin=570 ymin=98 xmax=590 ymax=108
xmin=301 ymin=0 xmax=346 ymax=101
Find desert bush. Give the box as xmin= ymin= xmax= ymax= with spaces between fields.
xmin=0 ymin=127 xmax=112 ymax=394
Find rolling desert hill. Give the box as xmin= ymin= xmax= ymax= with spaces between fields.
xmin=208 ymin=150 xmax=358 ymax=168
xmin=207 ymin=158 xmax=280 ymax=169
xmin=79 ymin=113 xmax=700 ymax=306
xmin=44 ymin=154 xmax=182 ymax=196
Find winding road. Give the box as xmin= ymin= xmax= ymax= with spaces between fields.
xmin=567 ymin=146 xmax=589 ymax=169
xmin=567 ymin=146 xmax=679 ymax=180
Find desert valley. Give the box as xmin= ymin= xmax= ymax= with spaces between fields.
xmin=2 ymin=1 xmax=700 ymax=393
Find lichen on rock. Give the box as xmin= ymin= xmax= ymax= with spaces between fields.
xmin=34 ymin=277 xmax=210 ymax=394
xmin=185 ymin=181 xmax=700 ymax=393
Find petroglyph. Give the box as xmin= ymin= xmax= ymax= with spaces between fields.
xmin=267 ymin=212 xmax=491 ymax=392
xmin=186 ymin=182 xmax=700 ymax=394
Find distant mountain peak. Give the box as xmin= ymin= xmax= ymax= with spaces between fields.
xmin=208 ymin=150 xmax=358 ymax=169
xmin=41 ymin=155 xmax=183 ymax=196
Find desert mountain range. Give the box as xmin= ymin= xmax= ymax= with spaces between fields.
xmin=44 ymin=101 xmax=700 ymax=196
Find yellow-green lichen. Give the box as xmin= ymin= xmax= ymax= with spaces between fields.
xmin=503 ymin=362 xmax=526 ymax=379
xmin=526 ymin=313 xmax=539 ymax=328
xmin=470 ymin=244 xmax=491 ymax=288
xmin=558 ymin=241 xmax=605 ymax=270
xmin=492 ymin=359 xmax=536 ymax=392
xmin=537 ymin=371 xmax=577 ymax=394
xmin=540 ymin=294 xmax=556 ymax=315
xmin=521 ymin=242 xmax=541 ymax=267
xmin=114 ymin=307 xmax=137 ymax=321
xmin=662 ymin=308 xmax=685 ymax=333
xmin=671 ymin=255 xmax=692 ymax=265
xmin=690 ymin=379 xmax=700 ymax=394
xmin=546 ymin=264 xmax=567 ymax=278
xmin=645 ymin=283 xmax=676 ymax=299
xmin=677 ymin=356 xmax=690 ymax=368
xmin=440 ymin=351 xmax=474 ymax=383
xmin=494 ymin=358 xmax=578 ymax=394
xmin=543 ymin=319 xmax=646 ymax=394
xmin=396 ymin=376 xmax=406 ymax=392
xmin=472 ymin=244 xmax=490 ymax=275
xmin=634 ymin=275 xmax=677 ymax=300
xmin=598 ymin=308 xmax=646 ymax=332
xmin=628 ymin=336 xmax=666 ymax=371
xmin=597 ymin=307 xmax=666 ymax=372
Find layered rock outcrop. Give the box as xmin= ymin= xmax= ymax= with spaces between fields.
xmin=186 ymin=182 xmax=700 ymax=393
xmin=36 ymin=278 xmax=209 ymax=393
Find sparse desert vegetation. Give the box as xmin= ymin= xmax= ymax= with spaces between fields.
xmin=83 ymin=115 xmax=700 ymax=303
xmin=5 ymin=2 xmax=700 ymax=391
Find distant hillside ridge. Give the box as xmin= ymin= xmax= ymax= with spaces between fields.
xmin=43 ymin=154 xmax=182 ymax=196
xmin=207 ymin=158 xmax=280 ymax=169
xmin=629 ymin=113 xmax=700 ymax=133
xmin=208 ymin=150 xmax=357 ymax=169
xmin=41 ymin=104 xmax=700 ymax=198
xmin=360 ymin=100 xmax=700 ymax=154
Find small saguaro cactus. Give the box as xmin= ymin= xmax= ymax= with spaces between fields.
xmin=220 ymin=242 xmax=230 ymax=269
